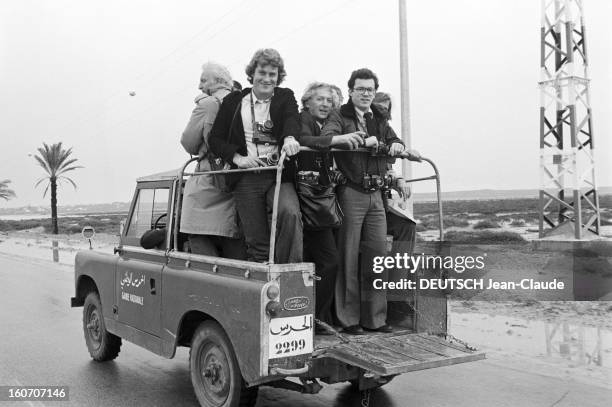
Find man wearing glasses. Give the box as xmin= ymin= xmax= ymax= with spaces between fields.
xmin=321 ymin=68 xmax=404 ymax=334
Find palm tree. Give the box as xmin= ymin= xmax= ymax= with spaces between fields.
xmin=0 ymin=179 xmax=16 ymax=201
xmin=33 ymin=142 xmax=83 ymax=234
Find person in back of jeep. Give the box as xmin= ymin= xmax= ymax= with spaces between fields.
xmin=321 ymin=68 xmax=404 ymax=335
xmin=179 ymin=62 xmax=247 ymax=259
xmin=297 ymin=82 xmax=364 ymax=330
xmin=208 ymin=48 xmax=302 ymax=264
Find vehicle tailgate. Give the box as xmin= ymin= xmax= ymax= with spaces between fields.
xmin=316 ymin=331 xmax=485 ymax=376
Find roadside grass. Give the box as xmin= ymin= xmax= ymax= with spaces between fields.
xmin=3 ymin=195 xmax=610 ymax=237
xmin=473 ymin=220 xmax=501 ymax=229
xmin=445 ymin=230 xmax=527 ymax=244
xmin=415 ymin=195 xmax=611 ymax=218
xmin=0 ymin=213 xmax=127 ymax=235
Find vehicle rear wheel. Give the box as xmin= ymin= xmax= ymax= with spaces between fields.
xmin=82 ymin=292 xmax=121 ymax=361
xmin=190 ymin=321 xmax=258 ymax=407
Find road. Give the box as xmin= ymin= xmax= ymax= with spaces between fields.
xmin=0 ymin=252 xmax=610 ymax=407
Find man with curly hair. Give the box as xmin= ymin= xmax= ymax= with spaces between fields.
xmin=297 ymin=82 xmax=364 ymax=329
xmin=209 ymin=48 xmax=302 ymax=263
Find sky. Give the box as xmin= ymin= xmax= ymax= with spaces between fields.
xmin=1 ymin=0 xmax=610 ymax=208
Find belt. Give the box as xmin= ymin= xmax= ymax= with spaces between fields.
xmin=344 ymin=181 xmax=381 ymax=194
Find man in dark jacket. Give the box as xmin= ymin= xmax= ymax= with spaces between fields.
xmin=321 ymin=68 xmax=404 ymax=334
xmin=209 ymin=49 xmax=302 ymax=263
xmin=297 ymin=82 xmax=363 ymax=329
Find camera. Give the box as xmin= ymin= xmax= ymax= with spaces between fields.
xmin=297 ymin=171 xmax=320 ymax=185
xmin=258 ymin=151 xmax=280 ymax=166
xmin=369 ymin=143 xmax=391 ymax=156
xmin=253 ymin=120 xmax=277 ymax=145
xmin=298 ymin=170 xmax=347 ymax=186
xmin=328 ymin=170 xmax=347 ymax=185
xmin=256 ymin=119 xmax=273 ymax=133
xmin=362 ymin=173 xmax=393 ymax=197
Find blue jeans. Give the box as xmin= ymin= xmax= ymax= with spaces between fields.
xmin=232 ymin=172 xmax=303 ymax=263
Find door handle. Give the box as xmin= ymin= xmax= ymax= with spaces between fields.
xmin=150 ymin=278 xmax=156 ymax=295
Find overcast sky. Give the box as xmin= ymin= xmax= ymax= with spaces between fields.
xmin=1 ymin=0 xmax=610 ymax=208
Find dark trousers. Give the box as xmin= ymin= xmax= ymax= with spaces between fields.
xmin=335 ymin=186 xmax=388 ymax=329
xmin=188 ymin=235 xmax=247 ymax=260
xmin=232 ymin=173 xmax=303 ymax=263
xmin=386 ymin=211 xmax=417 ymax=302
xmin=303 ymin=228 xmax=338 ymax=324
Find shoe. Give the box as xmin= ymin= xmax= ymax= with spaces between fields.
xmin=363 ymin=324 xmax=394 ymax=333
xmin=342 ymin=325 xmax=366 ymax=335
xmin=315 ymin=326 xmax=334 ymax=335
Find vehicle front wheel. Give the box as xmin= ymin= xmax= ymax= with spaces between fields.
xmin=190 ymin=321 xmax=258 ymax=407
xmin=82 ymin=292 xmax=121 ymax=361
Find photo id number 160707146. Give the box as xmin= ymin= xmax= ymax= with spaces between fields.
xmin=0 ymin=386 xmax=69 ymax=401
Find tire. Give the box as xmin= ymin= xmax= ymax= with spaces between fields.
xmin=82 ymin=292 xmax=121 ymax=361
xmin=190 ymin=321 xmax=258 ymax=407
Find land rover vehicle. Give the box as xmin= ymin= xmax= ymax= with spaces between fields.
xmin=71 ymin=149 xmax=484 ymax=407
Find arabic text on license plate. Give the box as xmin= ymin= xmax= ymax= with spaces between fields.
xmin=268 ymin=315 xmax=313 ymax=359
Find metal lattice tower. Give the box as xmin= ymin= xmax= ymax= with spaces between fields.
xmin=539 ymin=0 xmax=601 ymax=239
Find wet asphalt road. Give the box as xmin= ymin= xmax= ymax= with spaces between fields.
xmin=0 ymin=252 xmax=611 ymax=407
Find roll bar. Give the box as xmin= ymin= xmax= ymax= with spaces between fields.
xmin=174 ymin=148 xmax=443 ymax=263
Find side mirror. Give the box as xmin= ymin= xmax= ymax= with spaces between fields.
xmin=82 ymin=226 xmax=95 ymax=250
xmin=119 ymin=219 xmax=126 ymax=236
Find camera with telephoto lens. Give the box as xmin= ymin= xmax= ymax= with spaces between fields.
xmin=258 ymin=151 xmax=279 ymax=166
xmin=253 ymin=119 xmax=277 ymax=145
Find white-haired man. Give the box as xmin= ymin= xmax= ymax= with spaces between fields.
xmin=297 ymin=82 xmax=363 ymax=330
xmin=180 ymin=62 xmax=246 ymax=259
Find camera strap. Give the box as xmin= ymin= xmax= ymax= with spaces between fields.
xmin=249 ymin=93 xmax=261 ymax=157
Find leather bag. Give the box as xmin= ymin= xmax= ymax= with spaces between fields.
xmin=296 ymin=181 xmax=343 ymax=231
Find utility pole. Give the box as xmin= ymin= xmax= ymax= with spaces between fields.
xmin=538 ymin=0 xmax=601 ymax=239
xmin=398 ymin=0 xmax=412 ymax=211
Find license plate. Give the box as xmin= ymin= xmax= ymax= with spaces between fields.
xmin=268 ymin=315 xmax=313 ymax=359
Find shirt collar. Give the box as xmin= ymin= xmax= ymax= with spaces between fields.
xmin=354 ymin=106 xmax=372 ymax=120
xmin=250 ymin=89 xmax=274 ymax=104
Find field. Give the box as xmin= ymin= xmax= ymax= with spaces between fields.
xmin=1 ymin=196 xmax=611 ymax=242
xmin=0 ymin=213 xmax=127 ymax=235
xmin=414 ymin=195 xmax=612 ymax=242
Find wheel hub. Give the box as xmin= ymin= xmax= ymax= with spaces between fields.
xmin=199 ymin=346 xmax=231 ymax=406
xmin=87 ymin=309 xmax=101 ymax=342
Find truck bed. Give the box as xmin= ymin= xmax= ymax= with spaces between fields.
xmin=314 ymin=329 xmax=485 ymax=376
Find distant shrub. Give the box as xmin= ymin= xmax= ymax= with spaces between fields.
xmin=443 ymin=216 xmax=469 ymax=228
xmin=510 ymin=219 xmax=526 ymax=226
xmin=473 ymin=220 xmax=501 ymax=229
xmin=414 ymin=215 xmax=468 ymax=231
xmin=445 ymin=230 xmax=526 ymax=244
xmin=3 ymin=213 xmax=126 ymax=235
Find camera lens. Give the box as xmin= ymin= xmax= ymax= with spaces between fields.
xmin=267 ymin=152 xmax=279 ymax=165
